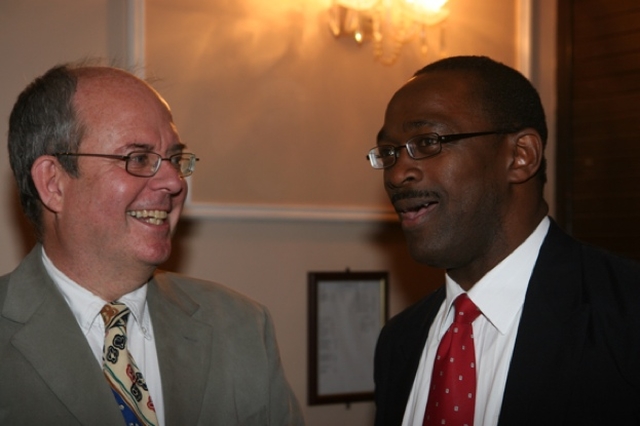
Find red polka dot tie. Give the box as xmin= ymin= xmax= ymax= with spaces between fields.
xmin=423 ymin=294 xmax=481 ymax=426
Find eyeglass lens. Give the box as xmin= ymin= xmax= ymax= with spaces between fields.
xmin=126 ymin=152 xmax=196 ymax=177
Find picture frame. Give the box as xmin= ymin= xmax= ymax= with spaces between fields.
xmin=307 ymin=271 xmax=389 ymax=405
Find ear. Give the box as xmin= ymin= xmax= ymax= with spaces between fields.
xmin=507 ymin=130 xmax=544 ymax=184
xmin=31 ymin=156 xmax=68 ymax=213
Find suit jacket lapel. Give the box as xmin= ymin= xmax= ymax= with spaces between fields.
xmin=499 ymin=221 xmax=589 ymax=424
xmin=148 ymin=273 xmax=213 ymax=425
xmin=382 ymin=287 xmax=445 ymax=425
xmin=397 ymin=287 xmax=446 ymax=392
xmin=3 ymin=246 xmax=124 ymax=425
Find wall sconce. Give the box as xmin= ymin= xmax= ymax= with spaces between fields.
xmin=328 ymin=0 xmax=449 ymax=65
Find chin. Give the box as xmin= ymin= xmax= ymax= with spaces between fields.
xmin=136 ymin=243 xmax=173 ymax=267
xmin=406 ymin=238 xmax=447 ymax=268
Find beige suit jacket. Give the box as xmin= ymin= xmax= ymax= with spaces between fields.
xmin=0 ymin=245 xmax=304 ymax=425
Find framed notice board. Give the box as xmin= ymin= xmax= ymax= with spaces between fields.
xmin=307 ymin=271 xmax=389 ymax=405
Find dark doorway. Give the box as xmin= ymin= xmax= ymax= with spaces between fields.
xmin=556 ymin=0 xmax=640 ymax=260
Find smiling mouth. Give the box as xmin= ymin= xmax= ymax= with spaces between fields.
xmin=397 ymin=202 xmax=436 ymax=221
xmin=390 ymin=190 xmax=440 ymax=224
xmin=127 ymin=209 xmax=168 ymax=225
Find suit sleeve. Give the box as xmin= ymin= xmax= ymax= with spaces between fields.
xmin=261 ymin=307 xmax=306 ymax=426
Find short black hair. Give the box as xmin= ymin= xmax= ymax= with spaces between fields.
xmin=415 ymin=56 xmax=548 ymax=184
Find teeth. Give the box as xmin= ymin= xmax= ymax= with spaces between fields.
xmin=127 ymin=210 xmax=168 ymax=224
xmin=398 ymin=205 xmax=422 ymax=214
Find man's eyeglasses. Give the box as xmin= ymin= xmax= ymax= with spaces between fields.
xmin=53 ymin=151 xmax=199 ymax=178
xmin=366 ymin=130 xmax=513 ymax=169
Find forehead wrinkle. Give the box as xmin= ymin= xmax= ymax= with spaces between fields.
xmin=117 ymin=141 xmax=185 ymax=156
xmin=403 ymin=120 xmax=435 ymax=132
xmin=127 ymin=142 xmax=154 ymax=151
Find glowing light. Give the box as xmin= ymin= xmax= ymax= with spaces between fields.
xmin=329 ymin=0 xmax=449 ymax=64
xmin=335 ymin=0 xmax=379 ymax=11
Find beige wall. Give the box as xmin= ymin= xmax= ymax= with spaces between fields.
xmin=147 ymin=0 xmax=518 ymax=210
xmin=0 ymin=1 xmax=556 ymax=425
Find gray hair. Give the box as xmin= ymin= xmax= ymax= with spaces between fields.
xmin=8 ymin=64 xmax=85 ymax=240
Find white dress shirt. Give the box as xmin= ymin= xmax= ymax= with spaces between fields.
xmin=42 ymin=249 xmax=165 ymax=426
xmin=402 ymin=217 xmax=550 ymax=426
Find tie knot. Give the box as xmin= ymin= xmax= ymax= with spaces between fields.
xmin=453 ymin=294 xmax=480 ymax=324
xmin=100 ymin=302 xmax=130 ymax=330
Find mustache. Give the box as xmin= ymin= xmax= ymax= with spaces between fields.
xmin=389 ymin=189 xmax=438 ymax=204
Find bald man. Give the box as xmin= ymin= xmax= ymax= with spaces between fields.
xmin=0 ymin=63 xmax=303 ymax=426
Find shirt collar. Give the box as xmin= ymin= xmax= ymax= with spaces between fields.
xmin=41 ymin=248 xmax=151 ymax=335
xmin=443 ymin=216 xmax=550 ymax=335
xmin=118 ymin=285 xmax=149 ymax=332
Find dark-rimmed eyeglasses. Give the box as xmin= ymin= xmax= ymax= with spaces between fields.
xmin=366 ymin=130 xmax=513 ymax=169
xmin=53 ymin=151 xmax=199 ymax=177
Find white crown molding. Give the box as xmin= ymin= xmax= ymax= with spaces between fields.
xmin=182 ymin=202 xmax=398 ymax=222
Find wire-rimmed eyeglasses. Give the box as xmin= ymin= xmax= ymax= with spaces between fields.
xmin=53 ymin=151 xmax=200 ymax=178
xmin=366 ymin=130 xmax=513 ymax=169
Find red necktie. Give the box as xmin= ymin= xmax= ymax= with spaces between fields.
xmin=423 ymin=293 xmax=481 ymax=426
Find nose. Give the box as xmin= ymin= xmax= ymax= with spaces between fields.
xmin=384 ymin=147 xmax=422 ymax=190
xmin=149 ymin=159 xmax=186 ymax=195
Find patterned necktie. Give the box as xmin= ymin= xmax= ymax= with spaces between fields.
xmin=423 ymin=293 xmax=481 ymax=426
xmin=101 ymin=302 xmax=158 ymax=426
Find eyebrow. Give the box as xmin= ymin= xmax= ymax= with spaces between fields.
xmin=167 ymin=143 xmax=187 ymax=154
xmin=376 ymin=120 xmax=436 ymax=144
xmin=376 ymin=129 xmax=388 ymax=143
xmin=124 ymin=142 xmax=187 ymax=154
xmin=403 ymin=120 xmax=435 ymax=132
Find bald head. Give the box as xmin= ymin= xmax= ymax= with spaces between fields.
xmin=74 ymin=66 xmax=170 ymax=111
xmin=7 ymin=63 xmax=167 ymax=239
xmin=71 ymin=67 xmax=176 ymax=157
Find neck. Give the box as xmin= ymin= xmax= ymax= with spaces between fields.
xmin=449 ymin=200 xmax=549 ymax=291
xmin=42 ymin=242 xmax=154 ymax=301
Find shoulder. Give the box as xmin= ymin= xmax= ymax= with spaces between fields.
xmin=539 ymin=221 xmax=640 ymax=295
xmin=578 ymin=243 xmax=640 ymax=321
xmin=546 ymin=223 xmax=640 ymax=297
xmin=378 ymin=287 xmax=445 ymax=349
xmin=580 ymin=242 xmax=640 ymax=282
xmin=532 ymin=228 xmax=640 ymax=408
xmin=534 ymin=224 xmax=640 ymax=360
xmin=387 ymin=287 xmax=445 ymax=328
xmin=149 ymin=271 xmax=270 ymax=327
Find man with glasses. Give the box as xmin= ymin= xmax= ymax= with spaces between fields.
xmin=372 ymin=56 xmax=640 ymax=426
xmin=0 ymin=63 xmax=303 ymax=425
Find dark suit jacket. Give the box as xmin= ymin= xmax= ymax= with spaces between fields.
xmin=0 ymin=245 xmax=304 ymax=425
xmin=374 ymin=220 xmax=640 ymax=425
